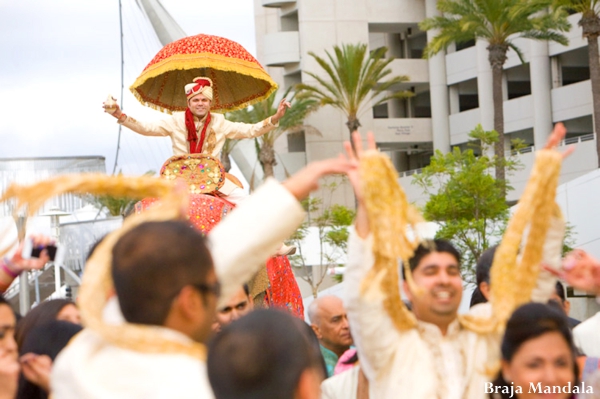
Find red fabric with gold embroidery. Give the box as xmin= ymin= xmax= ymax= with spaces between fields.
xmin=264 ymin=256 xmax=304 ymax=320
xmin=144 ymin=34 xmax=259 ymax=68
xmin=134 ymin=194 xmax=234 ymax=235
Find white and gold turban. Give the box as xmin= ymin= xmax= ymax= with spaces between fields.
xmin=184 ymin=77 xmax=213 ymax=102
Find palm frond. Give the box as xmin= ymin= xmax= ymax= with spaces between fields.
xmin=297 ymin=43 xmax=412 ymax=129
xmin=422 ymin=0 xmax=570 ymax=58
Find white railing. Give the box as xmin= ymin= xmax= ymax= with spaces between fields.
xmin=399 ymin=168 xmax=423 ymax=178
xmin=398 ymin=133 xmax=596 ymax=178
xmin=561 ymin=133 xmax=595 ymax=146
xmin=511 ymin=145 xmax=534 ymax=156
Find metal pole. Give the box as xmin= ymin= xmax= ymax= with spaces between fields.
xmin=14 ymin=214 xmax=30 ymax=315
xmin=112 ymin=0 xmax=125 ymax=175
xmin=34 ymin=271 xmax=40 ymax=304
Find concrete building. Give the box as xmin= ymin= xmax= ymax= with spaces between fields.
xmin=249 ymin=0 xmax=599 ymax=205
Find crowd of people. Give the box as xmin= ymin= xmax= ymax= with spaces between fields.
xmin=2 ymin=75 xmax=600 ymax=399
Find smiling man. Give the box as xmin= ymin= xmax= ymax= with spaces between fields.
xmin=342 ymin=130 xmax=569 ymax=399
xmin=103 ymin=76 xmax=289 ymax=204
xmin=402 ymin=241 xmax=463 ymax=335
xmin=105 ymin=77 xmax=289 ymax=162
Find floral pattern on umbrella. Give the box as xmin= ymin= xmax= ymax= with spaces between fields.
xmin=130 ymin=34 xmax=278 ymax=114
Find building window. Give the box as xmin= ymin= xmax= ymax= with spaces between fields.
xmin=373 ymin=103 xmax=389 ymax=119
xmin=449 ymin=78 xmax=479 ymax=113
xmin=287 ymin=131 xmax=306 ymax=153
xmin=368 ymin=24 xmax=425 ymax=59
xmin=281 ymin=10 xmax=299 ymax=32
xmin=284 ymin=71 xmax=301 ymax=91
xmin=506 ymin=63 xmax=532 ymax=100
xmin=414 ymin=90 xmax=432 ymax=118
xmin=456 ymin=39 xmax=475 ymax=51
xmin=553 ymin=48 xmax=590 ymax=87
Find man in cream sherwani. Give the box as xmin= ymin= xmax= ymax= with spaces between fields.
xmin=104 ymin=76 xmax=290 ymax=171
xmin=341 ymin=131 xmax=568 ymax=399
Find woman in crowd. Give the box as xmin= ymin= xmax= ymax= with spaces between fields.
xmin=491 ymin=302 xmax=580 ymax=399
xmin=15 ymin=299 xmax=80 ymax=348
xmin=17 ymin=320 xmax=83 ymax=399
xmin=0 ymin=296 xmax=18 ymax=399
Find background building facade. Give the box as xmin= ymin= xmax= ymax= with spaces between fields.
xmin=248 ymin=0 xmax=599 ymax=205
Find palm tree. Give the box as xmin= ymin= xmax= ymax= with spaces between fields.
xmin=220 ymin=139 xmax=238 ymax=172
xmin=227 ymin=89 xmax=320 ymax=179
xmin=554 ymin=0 xmax=600 ymax=167
xmin=421 ymin=0 xmax=569 ymax=185
xmin=295 ymin=43 xmax=413 ymax=137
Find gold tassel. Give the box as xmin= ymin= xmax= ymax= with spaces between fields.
xmin=459 ymin=149 xmax=563 ymax=334
xmin=359 ymin=151 xmax=422 ymax=331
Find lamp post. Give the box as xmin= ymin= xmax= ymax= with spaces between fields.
xmin=40 ymin=207 xmax=70 ymax=297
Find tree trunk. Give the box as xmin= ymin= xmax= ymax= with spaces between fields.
xmin=346 ymin=115 xmax=361 ymax=138
xmin=258 ymin=142 xmax=276 ymax=178
xmin=581 ymin=14 xmax=600 ymax=168
xmin=220 ymin=150 xmax=232 ymax=172
xmin=488 ymin=43 xmax=508 ymax=197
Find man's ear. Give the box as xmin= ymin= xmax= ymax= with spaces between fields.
xmin=174 ymin=286 xmax=202 ymax=320
xmin=310 ymin=323 xmax=322 ymax=339
xmin=480 ymin=281 xmax=491 ymax=301
xmin=564 ymin=299 xmax=571 ymax=315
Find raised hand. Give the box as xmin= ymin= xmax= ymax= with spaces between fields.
xmin=102 ymin=99 xmax=122 ymax=119
xmin=8 ymin=235 xmax=53 ymax=274
xmin=543 ymin=249 xmax=600 ymax=295
xmin=20 ymin=353 xmax=52 ymax=392
xmin=544 ymin=122 xmax=575 ymax=159
xmin=271 ymin=98 xmax=292 ymax=125
xmin=343 ymin=131 xmax=377 ymax=203
xmin=282 ymin=156 xmax=356 ymax=201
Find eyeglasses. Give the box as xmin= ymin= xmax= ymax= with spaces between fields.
xmin=191 ymin=281 xmax=221 ymax=298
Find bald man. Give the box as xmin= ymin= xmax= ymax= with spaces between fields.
xmin=308 ymin=296 xmax=353 ymax=377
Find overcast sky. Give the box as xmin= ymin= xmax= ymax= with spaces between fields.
xmin=0 ymin=0 xmax=256 ymax=175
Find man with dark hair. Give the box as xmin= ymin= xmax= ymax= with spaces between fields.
xmin=343 ymin=131 xmax=567 ymax=399
xmin=214 ymin=284 xmax=254 ymax=330
xmin=307 ymin=296 xmax=353 ymax=377
xmin=207 ymin=309 xmax=326 ymax=399
xmin=111 ymin=221 xmax=218 ymax=340
xmin=52 ymin=157 xmax=355 ymax=399
xmin=399 ymin=239 xmax=463 ymax=335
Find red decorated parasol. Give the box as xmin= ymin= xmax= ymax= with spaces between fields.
xmin=130 ymin=34 xmax=277 ymax=114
